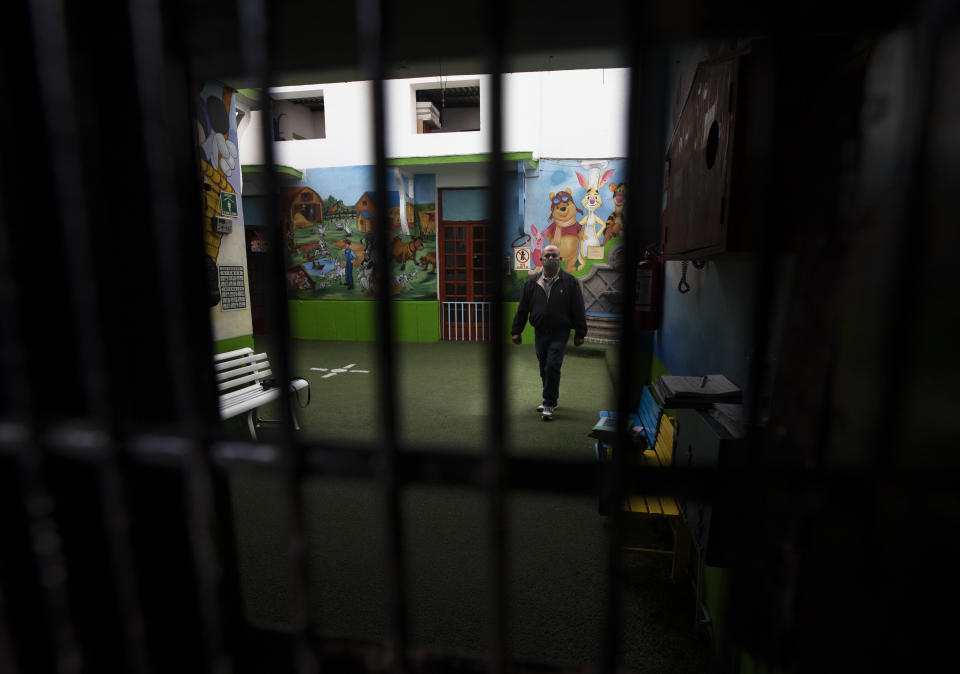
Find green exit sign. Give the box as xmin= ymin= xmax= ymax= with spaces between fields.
xmin=219 ymin=191 xmax=238 ymax=217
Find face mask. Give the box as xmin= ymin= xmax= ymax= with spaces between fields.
xmin=542 ymin=258 xmax=560 ymax=275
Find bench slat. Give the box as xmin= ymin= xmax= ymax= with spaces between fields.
xmin=215 ymin=352 xmax=268 ymax=373
xmin=217 ymin=368 xmax=273 ymax=392
xmin=636 ymin=385 xmax=662 ymax=447
xmin=214 ymin=347 xmax=254 ymax=362
xmin=220 ymin=382 xmax=273 ymax=406
xmin=654 ymin=416 xmax=676 ymax=467
xmin=220 ymin=390 xmax=282 ymax=419
xmin=216 ymin=361 xmax=272 ymax=382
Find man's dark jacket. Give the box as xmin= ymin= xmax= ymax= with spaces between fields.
xmin=511 ymin=269 xmax=588 ymax=338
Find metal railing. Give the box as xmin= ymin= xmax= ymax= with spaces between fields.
xmin=441 ymin=301 xmax=492 ymax=341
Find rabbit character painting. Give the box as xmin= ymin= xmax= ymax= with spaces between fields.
xmin=577 ymin=168 xmax=615 ymax=259
xmin=542 ymin=188 xmax=584 ymax=273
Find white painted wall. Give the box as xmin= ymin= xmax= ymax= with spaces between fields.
xmin=238 ymin=69 xmax=630 ymax=170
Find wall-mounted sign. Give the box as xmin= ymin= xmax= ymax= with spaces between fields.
xmin=215 ymin=216 xmax=234 ymax=234
xmin=514 ymin=247 xmax=531 ymax=271
xmin=219 ymin=191 xmax=238 ymax=217
xmin=218 ymin=265 xmax=246 ymax=311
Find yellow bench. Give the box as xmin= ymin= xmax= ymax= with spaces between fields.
xmin=622 ymin=412 xmax=689 ymax=581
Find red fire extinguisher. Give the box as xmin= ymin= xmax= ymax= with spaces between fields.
xmin=634 ymin=243 xmax=662 ymax=331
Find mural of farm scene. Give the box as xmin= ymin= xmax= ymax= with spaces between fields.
xmin=283 ymin=167 xmax=437 ymax=300
xmin=516 ymin=158 xmax=627 ymax=280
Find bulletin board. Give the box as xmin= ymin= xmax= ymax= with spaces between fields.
xmin=218 ymin=265 xmax=247 ymax=311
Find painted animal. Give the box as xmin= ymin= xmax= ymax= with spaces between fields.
xmin=391 ymin=235 xmax=424 ymax=270
xmin=577 ymin=169 xmax=615 ymax=253
xmin=541 ymin=189 xmax=584 ymax=273
xmin=601 ymin=182 xmax=627 ymax=242
xmin=415 ymin=251 xmax=437 ymax=274
xmin=297 ymin=243 xmax=320 ymax=260
xmin=528 ymin=224 xmax=545 ymax=275
xmin=357 ymin=265 xmax=374 ymax=293
xmin=394 ymin=268 xmax=419 ymax=290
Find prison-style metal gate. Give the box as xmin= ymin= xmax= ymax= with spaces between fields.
xmin=1 ymin=1 xmax=956 ymax=674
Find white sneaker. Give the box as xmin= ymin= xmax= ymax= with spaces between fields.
xmin=541 ymin=406 xmax=554 ymax=421
xmin=536 ymin=402 xmax=558 ymax=412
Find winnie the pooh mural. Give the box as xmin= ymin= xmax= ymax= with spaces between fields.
xmin=542 ymin=188 xmax=584 ymax=273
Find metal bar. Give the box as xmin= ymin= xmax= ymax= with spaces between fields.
xmin=0 ymin=584 xmax=18 ymax=674
xmin=25 ymin=2 xmax=154 ymax=671
xmin=484 ymin=2 xmax=508 ymax=668
xmin=26 ymin=0 xmax=109 ymax=424
xmin=0 ymin=186 xmax=26 ymax=421
xmin=125 ymin=2 xmax=233 ymax=672
xmin=861 ymin=1 xmax=952 ymax=665
xmin=236 ymin=1 xmax=317 ymax=671
xmin=7 ymin=433 xmax=83 ymax=673
xmin=605 ymin=27 xmax=669 ymax=674
xmin=356 ymin=0 xmax=409 ymax=670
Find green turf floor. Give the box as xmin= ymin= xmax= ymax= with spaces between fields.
xmin=228 ymin=339 xmax=712 ymax=673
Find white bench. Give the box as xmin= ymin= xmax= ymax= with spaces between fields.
xmin=214 ymin=347 xmax=310 ymax=439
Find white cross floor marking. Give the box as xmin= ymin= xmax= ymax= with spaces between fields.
xmin=310 ymin=363 xmax=370 ymax=379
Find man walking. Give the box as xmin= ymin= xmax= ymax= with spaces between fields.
xmin=511 ymin=244 xmax=587 ymax=420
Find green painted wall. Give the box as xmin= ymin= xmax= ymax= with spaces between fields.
xmin=650 ymin=351 xmax=671 ymax=383
xmin=213 ymin=334 xmax=256 ymax=354
xmin=289 ymin=300 xmax=440 ymax=342
xmin=287 ymin=301 xmax=535 ymax=344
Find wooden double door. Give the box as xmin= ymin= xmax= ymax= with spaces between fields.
xmin=438 ymin=220 xmax=492 ymax=340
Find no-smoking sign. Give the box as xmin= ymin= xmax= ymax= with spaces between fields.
xmin=514 ymin=247 xmax=532 ymax=270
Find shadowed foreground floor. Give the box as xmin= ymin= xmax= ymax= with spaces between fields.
xmin=227 ymin=339 xmax=712 ymax=673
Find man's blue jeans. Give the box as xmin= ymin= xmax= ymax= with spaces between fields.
xmin=534 ymin=331 xmax=569 ymax=407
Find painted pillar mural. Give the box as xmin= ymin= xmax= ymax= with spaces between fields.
xmin=197 ymin=84 xmax=242 ymax=268
xmin=196 ymin=82 xmax=252 ymax=340
xmin=282 ymin=167 xmax=438 ymax=300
